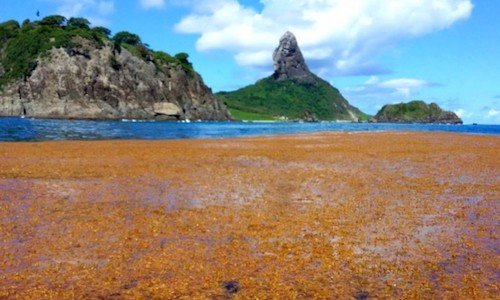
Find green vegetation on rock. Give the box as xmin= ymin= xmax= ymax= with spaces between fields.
xmin=174 ymin=52 xmax=194 ymax=74
xmin=67 ymin=17 xmax=91 ymax=29
xmin=216 ymin=31 xmax=367 ymax=122
xmin=375 ymin=100 xmax=462 ymax=124
xmin=228 ymin=108 xmax=276 ymax=121
xmin=0 ymin=16 xmax=195 ymax=88
xmin=92 ymin=26 xmax=111 ymax=37
xmin=0 ymin=18 xmax=106 ymax=87
xmin=38 ymin=15 xmax=67 ymax=27
xmin=112 ymin=31 xmax=141 ymax=46
xmin=217 ymin=75 xmax=364 ymax=121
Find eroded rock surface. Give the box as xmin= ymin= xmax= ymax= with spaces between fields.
xmin=0 ymin=39 xmax=230 ymax=120
xmin=272 ymin=31 xmax=312 ymax=81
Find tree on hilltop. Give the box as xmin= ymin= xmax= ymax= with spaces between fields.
xmin=39 ymin=15 xmax=67 ymax=27
xmin=113 ymin=31 xmax=141 ymax=45
xmin=67 ymin=17 xmax=91 ymax=29
xmin=93 ymin=26 xmax=111 ymax=37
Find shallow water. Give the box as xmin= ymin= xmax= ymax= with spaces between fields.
xmin=0 ymin=117 xmax=498 ymax=141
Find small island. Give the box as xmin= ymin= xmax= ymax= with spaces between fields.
xmin=374 ymin=100 xmax=462 ymax=124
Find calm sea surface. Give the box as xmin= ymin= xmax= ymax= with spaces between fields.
xmin=0 ymin=117 xmax=498 ymax=141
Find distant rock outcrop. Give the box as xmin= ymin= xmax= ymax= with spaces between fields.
xmin=272 ymin=31 xmax=312 ymax=82
xmin=375 ymin=100 xmax=462 ymax=124
xmin=217 ymin=31 xmax=366 ymax=121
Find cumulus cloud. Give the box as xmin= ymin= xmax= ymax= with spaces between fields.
xmin=455 ymin=101 xmax=500 ymax=124
xmin=486 ymin=108 xmax=499 ymax=118
xmin=481 ymin=104 xmax=500 ymax=123
xmin=139 ymin=0 xmax=166 ymax=9
xmin=46 ymin=0 xmax=115 ymax=25
xmin=454 ymin=108 xmax=473 ymax=119
xmin=379 ymin=78 xmax=436 ymax=98
xmin=345 ymin=76 xmax=437 ymax=99
xmin=175 ymin=0 xmax=473 ymax=76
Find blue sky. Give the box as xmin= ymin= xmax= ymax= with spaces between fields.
xmin=0 ymin=0 xmax=499 ymax=124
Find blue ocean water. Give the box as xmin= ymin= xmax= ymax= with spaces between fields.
xmin=0 ymin=117 xmax=498 ymax=142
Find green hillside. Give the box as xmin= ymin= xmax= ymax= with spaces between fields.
xmin=217 ymin=75 xmax=368 ymax=121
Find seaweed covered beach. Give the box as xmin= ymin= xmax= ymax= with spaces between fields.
xmin=0 ymin=132 xmax=498 ymax=298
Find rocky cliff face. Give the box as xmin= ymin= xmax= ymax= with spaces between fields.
xmin=272 ymin=31 xmax=312 ymax=82
xmin=0 ymin=39 xmax=230 ymax=120
xmin=375 ymin=101 xmax=462 ymax=124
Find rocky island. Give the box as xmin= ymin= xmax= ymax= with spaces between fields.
xmin=0 ymin=17 xmax=230 ymax=120
xmin=217 ymin=32 xmax=367 ymax=121
xmin=374 ymin=100 xmax=462 ymax=124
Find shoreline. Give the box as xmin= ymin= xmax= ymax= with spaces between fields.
xmin=0 ymin=132 xmax=498 ymax=298
xmin=0 ymin=115 xmax=483 ymax=124
xmin=0 ymin=118 xmax=499 ymax=143
xmin=1 ymin=129 xmax=499 ymax=146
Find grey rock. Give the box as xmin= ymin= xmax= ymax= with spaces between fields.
xmin=302 ymin=110 xmax=319 ymax=122
xmin=435 ymin=111 xmax=463 ymax=124
xmin=272 ymin=31 xmax=312 ymax=81
xmin=153 ymin=102 xmax=181 ymax=116
xmin=0 ymin=39 xmax=230 ymax=120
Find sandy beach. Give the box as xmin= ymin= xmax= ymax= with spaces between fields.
xmin=0 ymin=132 xmax=498 ymax=298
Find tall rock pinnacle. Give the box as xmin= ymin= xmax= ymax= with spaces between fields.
xmin=272 ymin=31 xmax=312 ymax=81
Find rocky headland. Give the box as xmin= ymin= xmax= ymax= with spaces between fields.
xmin=0 ymin=17 xmax=230 ymax=120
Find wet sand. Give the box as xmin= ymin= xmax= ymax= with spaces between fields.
xmin=0 ymin=132 xmax=498 ymax=298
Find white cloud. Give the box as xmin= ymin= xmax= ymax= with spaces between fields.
xmin=487 ymin=109 xmax=499 ymax=118
xmin=175 ymin=0 xmax=473 ymax=76
xmin=379 ymin=78 xmax=432 ymax=98
xmin=346 ymin=76 xmax=434 ymax=99
xmin=454 ymin=108 xmax=474 ymax=119
xmin=481 ymin=105 xmax=500 ymax=124
xmin=139 ymin=0 xmax=166 ymax=9
xmin=454 ymin=108 xmax=465 ymax=118
xmin=365 ymin=76 xmax=379 ymax=85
